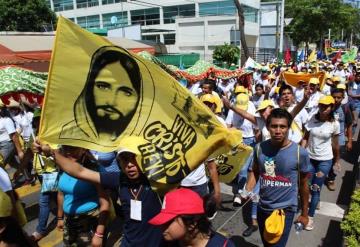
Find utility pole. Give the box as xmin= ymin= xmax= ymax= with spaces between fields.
xmin=279 ymin=0 xmax=285 ymax=60
xmin=328 ymin=29 xmax=331 ymax=40
xmin=275 ymin=2 xmax=280 ymax=58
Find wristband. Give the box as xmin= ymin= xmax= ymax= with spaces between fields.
xmin=94 ymin=232 xmax=104 ymax=238
xmin=57 ymin=217 xmax=63 ymax=220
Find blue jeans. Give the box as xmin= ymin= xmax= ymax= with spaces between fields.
xmin=232 ymin=137 xmax=256 ymax=195
xmin=308 ymin=159 xmax=333 ymax=217
xmin=257 ymin=208 xmax=295 ymax=247
xmin=36 ymin=191 xmax=58 ymax=235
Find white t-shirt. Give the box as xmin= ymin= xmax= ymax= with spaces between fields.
xmin=0 ymin=167 xmax=12 ymax=192
xmin=287 ymin=105 xmax=309 ymax=144
xmin=321 ymin=84 xmax=332 ymax=96
xmin=332 ymin=70 xmax=347 ymax=80
xmin=305 ymin=116 xmax=340 ymax=160
xmin=189 ymin=81 xmax=202 ymax=95
xmin=180 ymin=163 xmax=208 ymax=187
xmin=256 ymin=117 xmax=271 ymax=141
xmin=294 ymin=88 xmax=304 ymax=103
xmin=306 ymin=91 xmax=322 ymax=111
xmin=0 ymin=117 xmax=16 ymax=142
xmin=13 ymin=112 xmax=33 ymax=142
xmin=218 ymin=81 xmax=235 ymax=95
xmin=225 ymin=102 xmax=256 ymax=138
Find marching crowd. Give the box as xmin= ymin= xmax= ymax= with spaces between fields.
xmin=0 ymin=59 xmax=359 ymax=247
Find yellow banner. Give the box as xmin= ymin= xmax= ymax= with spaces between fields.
xmin=281 ymin=71 xmax=326 ymax=89
xmin=39 ymin=17 xmax=249 ymax=193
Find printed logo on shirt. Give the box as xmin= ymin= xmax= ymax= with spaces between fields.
xmin=261 ymin=157 xmax=292 ymax=187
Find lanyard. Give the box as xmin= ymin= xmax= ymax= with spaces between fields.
xmin=129 ymin=185 xmax=143 ymax=200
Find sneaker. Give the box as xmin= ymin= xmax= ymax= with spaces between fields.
xmin=305 ymin=217 xmax=314 ymax=231
xmin=326 ymin=181 xmax=336 ymax=191
xmin=316 ymin=201 xmax=321 ymax=210
xmin=233 ymin=195 xmax=242 ymax=207
xmin=30 ymin=231 xmax=44 ymax=242
xmin=242 ymin=225 xmax=258 ymax=237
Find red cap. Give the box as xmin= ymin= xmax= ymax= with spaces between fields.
xmin=148 ymin=188 xmax=204 ymax=225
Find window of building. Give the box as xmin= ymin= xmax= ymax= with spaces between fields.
xmin=142 ymin=35 xmax=161 ymax=43
xmin=199 ymin=1 xmax=258 ymax=22
xmin=102 ymin=12 xmax=128 ymax=29
xmin=76 ymin=0 xmax=99 ymax=9
xmin=102 ymin=0 xmax=126 ymax=4
xmin=77 ymin=15 xmax=100 ymax=29
xmin=243 ymin=5 xmax=258 ymax=23
xmin=53 ymin=0 xmax=74 ymax=11
xmin=163 ymin=4 xmax=195 ymax=24
xmin=163 ymin=33 xmax=176 ymax=45
xmin=131 ymin=8 xmax=160 ymax=26
xmin=199 ymin=0 xmax=235 ymax=16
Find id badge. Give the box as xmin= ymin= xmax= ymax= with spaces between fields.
xmin=130 ymin=199 xmax=142 ymax=221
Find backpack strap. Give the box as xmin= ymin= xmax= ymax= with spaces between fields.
xmin=223 ymin=239 xmax=228 ymax=247
xmin=297 ymin=145 xmax=300 ymax=188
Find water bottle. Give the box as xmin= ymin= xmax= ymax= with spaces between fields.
xmin=294 ymin=222 xmax=304 ymax=235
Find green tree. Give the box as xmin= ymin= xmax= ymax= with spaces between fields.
xmin=212 ymin=43 xmax=240 ymax=66
xmin=285 ymin=0 xmax=360 ymax=50
xmin=0 ymin=0 xmax=57 ymax=32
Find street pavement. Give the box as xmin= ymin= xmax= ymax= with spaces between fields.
xmin=17 ymin=125 xmax=360 ymax=247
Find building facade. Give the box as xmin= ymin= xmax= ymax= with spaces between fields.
xmin=47 ymin=0 xmax=260 ymax=61
xmin=343 ymin=0 xmax=360 ymax=8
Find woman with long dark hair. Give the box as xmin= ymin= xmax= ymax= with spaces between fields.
xmin=301 ymin=95 xmax=340 ymax=231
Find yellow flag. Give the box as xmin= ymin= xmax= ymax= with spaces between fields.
xmin=281 ymin=71 xmax=326 ymax=89
xmin=307 ymin=50 xmax=316 ymax=62
xmin=39 ymin=17 xmax=250 ymax=193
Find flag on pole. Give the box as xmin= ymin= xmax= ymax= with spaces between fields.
xmin=243 ymin=57 xmax=261 ymax=70
xmin=307 ymin=50 xmax=316 ymax=62
xmin=284 ymin=48 xmax=291 ymax=64
xmin=341 ymin=47 xmax=358 ymax=63
xmin=297 ymin=50 xmax=304 ymax=62
xmin=39 ymin=17 xmax=252 ymax=192
xmin=281 ymin=71 xmax=326 ymax=89
xmin=332 ymin=49 xmax=342 ymax=64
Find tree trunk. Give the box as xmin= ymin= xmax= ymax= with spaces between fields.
xmin=234 ymin=0 xmax=249 ymax=64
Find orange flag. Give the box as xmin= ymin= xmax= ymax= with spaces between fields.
xmin=281 ymin=71 xmax=326 ymax=88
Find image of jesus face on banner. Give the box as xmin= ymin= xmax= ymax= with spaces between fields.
xmin=86 ymin=48 xmax=141 ymax=139
xmin=60 ymin=46 xmax=142 ymax=143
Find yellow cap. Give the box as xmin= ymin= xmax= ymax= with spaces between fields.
xmin=309 ymin=77 xmax=320 ymax=85
xmin=332 ymin=76 xmax=341 ymax=82
xmin=235 ymin=94 xmax=249 ymax=110
xmin=0 ymin=189 xmax=13 ymax=217
xmin=200 ymin=94 xmax=216 ymax=105
xmin=263 ymin=209 xmax=285 ymax=244
xmin=234 ymin=86 xmax=248 ymax=94
xmin=318 ymin=95 xmax=335 ymax=105
xmin=336 ymin=84 xmax=346 ymax=90
xmin=256 ymin=100 xmax=274 ymax=112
